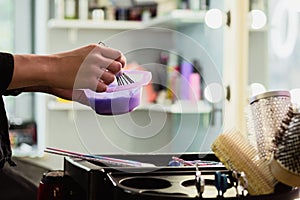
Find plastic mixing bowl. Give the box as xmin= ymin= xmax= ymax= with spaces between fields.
xmin=84 ymin=70 xmax=152 ymax=115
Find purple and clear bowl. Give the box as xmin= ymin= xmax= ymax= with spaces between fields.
xmin=84 ymin=70 xmax=152 ymax=115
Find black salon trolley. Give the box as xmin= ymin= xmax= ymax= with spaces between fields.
xmin=53 ymin=153 xmax=299 ymax=200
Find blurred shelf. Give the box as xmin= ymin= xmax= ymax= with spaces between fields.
xmin=48 ymin=19 xmax=142 ymax=30
xmin=48 ymin=100 xmax=211 ymax=114
xmin=47 ymin=101 xmax=90 ymax=111
xmin=137 ymin=100 xmax=212 ymax=114
xmin=48 ymin=10 xmax=267 ymax=32
xmin=145 ymin=9 xmax=206 ymax=29
xmin=48 ymin=10 xmax=206 ymax=30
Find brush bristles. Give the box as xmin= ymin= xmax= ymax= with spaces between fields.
xmin=211 ymin=129 xmax=277 ymax=195
xmin=270 ymin=108 xmax=300 ymax=187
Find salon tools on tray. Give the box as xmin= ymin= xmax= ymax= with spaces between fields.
xmin=62 ymin=153 xmax=300 ymax=200
xmin=211 ymin=129 xmax=277 ymax=195
xmin=215 ymin=171 xmax=229 ymax=197
xmin=195 ymin=163 xmax=205 ymax=198
xmin=169 ymin=156 xmax=223 ymax=167
xmin=44 ymin=147 xmax=155 ymax=167
xmin=211 ymin=89 xmax=300 ymax=197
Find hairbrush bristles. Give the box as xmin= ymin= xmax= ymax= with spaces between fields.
xmin=211 ymin=129 xmax=277 ymax=195
xmin=270 ymin=108 xmax=300 ymax=187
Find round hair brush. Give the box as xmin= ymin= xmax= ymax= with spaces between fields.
xmin=270 ymin=107 xmax=300 ymax=187
xmin=249 ymin=91 xmax=291 ymax=161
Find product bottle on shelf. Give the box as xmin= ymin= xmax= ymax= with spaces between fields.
xmin=189 ymin=68 xmax=201 ymax=103
xmin=78 ymin=0 xmax=89 ymax=20
xmin=190 ymin=60 xmax=202 ymax=102
xmin=180 ymin=60 xmax=193 ymax=100
xmin=166 ymin=53 xmax=180 ymax=102
xmin=64 ymin=0 xmax=78 ymax=19
xmin=55 ymin=0 xmax=65 ymax=19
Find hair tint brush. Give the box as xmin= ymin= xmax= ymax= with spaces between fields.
xmin=211 ymin=129 xmax=277 ymax=195
xmin=270 ymin=107 xmax=300 ymax=187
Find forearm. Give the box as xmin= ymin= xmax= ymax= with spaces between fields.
xmin=8 ymin=54 xmax=55 ymax=90
xmin=5 ymin=86 xmax=89 ymax=106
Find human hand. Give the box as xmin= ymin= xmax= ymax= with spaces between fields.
xmin=50 ymin=44 xmax=126 ymax=92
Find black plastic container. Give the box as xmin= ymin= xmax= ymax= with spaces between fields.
xmin=62 ymin=153 xmax=300 ymax=200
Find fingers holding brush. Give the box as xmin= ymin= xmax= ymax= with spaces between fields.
xmin=74 ymin=43 xmax=126 ymax=91
xmin=98 ymin=42 xmax=126 ymax=69
xmin=102 ymin=47 xmax=126 ymax=69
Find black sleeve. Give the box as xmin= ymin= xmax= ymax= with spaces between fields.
xmin=0 ymin=53 xmax=14 ymax=95
xmin=0 ymin=53 xmax=16 ymax=168
xmin=3 ymin=89 xmax=23 ymax=96
xmin=0 ymin=96 xmax=16 ymax=168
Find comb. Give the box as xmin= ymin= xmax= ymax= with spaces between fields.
xmin=211 ymin=129 xmax=277 ymax=195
